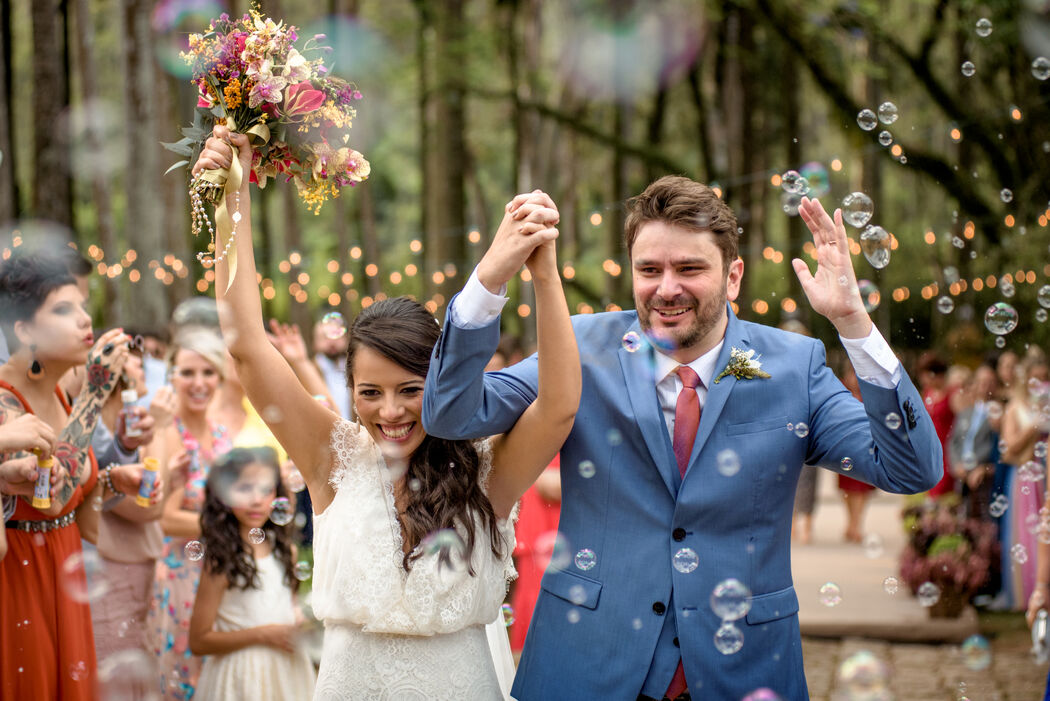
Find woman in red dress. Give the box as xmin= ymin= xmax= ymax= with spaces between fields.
xmin=0 ymin=253 xmax=142 ymax=700
xmin=510 ymin=457 xmax=561 ymax=653
xmin=916 ymin=351 xmax=956 ymax=499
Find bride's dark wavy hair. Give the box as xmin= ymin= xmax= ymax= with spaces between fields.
xmin=200 ymin=447 xmax=298 ymax=592
xmin=345 ymin=296 xmax=506 ymax=574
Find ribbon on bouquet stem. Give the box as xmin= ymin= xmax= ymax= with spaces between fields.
xmin=196 ymin=117 xmax=270 ymax=290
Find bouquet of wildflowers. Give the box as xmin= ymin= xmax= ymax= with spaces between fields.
xmin=164 ymin=8 xmax=370 ymax=282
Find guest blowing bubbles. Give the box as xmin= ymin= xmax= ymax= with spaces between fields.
xmin=0 ymin=252 xmax=149 ymax=701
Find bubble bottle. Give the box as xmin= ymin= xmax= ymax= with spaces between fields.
xmin=136 ymin=457 xmax=160 ymax=507
xmin=120 ymin=389 xmax=142 ymax=438
xmin=1033 ymin=609 xmax=1049 ymax=663
xmin=31 ymin=455 xmax=55 ymax=509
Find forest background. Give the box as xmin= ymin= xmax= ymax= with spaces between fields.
xmin=2 ymin=0 xmax=1049 ymax=360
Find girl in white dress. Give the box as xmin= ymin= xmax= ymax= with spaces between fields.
xmin=194 ymin=127 xmax=579 ymax=700
xmin=188 ymin=446 xmax=316 ymax=700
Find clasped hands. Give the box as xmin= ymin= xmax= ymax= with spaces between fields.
xmin=477 ymin=190 xmax=561 ymax=294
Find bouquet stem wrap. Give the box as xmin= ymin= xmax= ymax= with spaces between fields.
xmin=198 ymin=118 xmax=270 ymax=290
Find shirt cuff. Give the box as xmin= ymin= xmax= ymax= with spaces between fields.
xmin=448 ymin=267 xmax=509 ymax=329
xmin=839 ymin=326 xmax=901 ymax=389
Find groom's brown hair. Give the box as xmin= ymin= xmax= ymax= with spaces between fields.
xmin=623 ymin=175 xmax=739 ymax=273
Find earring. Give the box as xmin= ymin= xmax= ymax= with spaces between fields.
xmin=27 ymin=344 xmax=44 ymax=380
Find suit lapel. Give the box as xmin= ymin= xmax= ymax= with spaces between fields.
xmin=618 ymin=322 xmax=679 ymax=497
xmin=687 ymin=306 xmax=751 ymax=475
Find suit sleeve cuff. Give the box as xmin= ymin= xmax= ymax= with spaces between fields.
xmin=840 ymin=326 xmax=902 ymax=389
xmin=448 ymin=267 xmax=508 ymax=329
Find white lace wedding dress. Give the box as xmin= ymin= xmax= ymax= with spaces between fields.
xmin=311 ymin=419 xmax=518 ymax=700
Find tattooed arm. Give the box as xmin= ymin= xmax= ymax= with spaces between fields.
xmin=32 ymin=329 xmax=129 ymax=516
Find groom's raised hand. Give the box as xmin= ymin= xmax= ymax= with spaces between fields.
xmin=476 ymin=190 xmax=560 ymax=294
xmin=791 ymin=196 xmax=873 ymax=339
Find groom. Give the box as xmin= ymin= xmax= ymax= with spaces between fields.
xmin=424 ymin=176 xmax=941 ymax=700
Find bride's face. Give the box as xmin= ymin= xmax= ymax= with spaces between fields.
xmin=351 ymin=346 xmax=427 ymax=463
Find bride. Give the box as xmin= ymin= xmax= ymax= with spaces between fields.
xmin=193 ymin=126 xmax=579 ymax=700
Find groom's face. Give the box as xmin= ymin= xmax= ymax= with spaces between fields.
xmin=631 ymin=221 xmax=743 ymax=360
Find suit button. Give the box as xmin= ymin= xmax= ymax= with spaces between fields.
xmin=652 ymin=602 xmax=666 ymax=615
xmin=672 ymin=528 xmax=686 ymax=542
xmin=673 ymin=637 xmax=680 ymax=647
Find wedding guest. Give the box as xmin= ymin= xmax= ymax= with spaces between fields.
xmin=999 ymin=353 xmax=1049 ymax=611
xmin=312 ymin=313 xmax=351 ymax=418
xmin=948 ymin=364 xmax=1000 ymax=520
xmin=149 ymin=328 xmax=232 ymax=701
xmin=0 ymin=252 xmax=147 ymax=701
xmin=836 ymin=359 xmax=876 ymax=543
xmin=997 ymin=350 xmax=1020 ymax=400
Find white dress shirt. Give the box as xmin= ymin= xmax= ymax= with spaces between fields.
xmin=449 ymin=265 xmax=902 ymax=431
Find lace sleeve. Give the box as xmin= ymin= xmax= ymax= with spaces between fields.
xmin=327 ymin=418 xmax=375 ymax=489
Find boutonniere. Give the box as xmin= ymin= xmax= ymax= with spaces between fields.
xmin=713 ymin=347 xmax=771 ymax=384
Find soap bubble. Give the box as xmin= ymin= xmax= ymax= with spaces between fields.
xmin=320 ymin=311 xmax=347 ymax=339
xmin=917 ymin=581 xmax=940 ymax=606
xmin=781 ymin=170 xmax=804 ymax=194
xmin=574 ymin=548 xmax=597 ymax=571
xmin=840 ymin=457 xmax=854 ymax=472
xmin=781 ymin=191 xmax=803 ymax=216
xmin=1011 ymin=543 xmax=1028 ymax=564
xmin=716 ymin=449 xmax=741 ymax=477
xmin=710 ymin=578 xmax=751 ymax=621
xmin=877 ymin=130 xmax=893 ymax=147
xmin=975 ymin=18 xmax=993 ymax=37
xmin=819 ymin=582 xmax=842 ymax=607
xmin=984 ymin=302 xmax=1018 ymax=335
xmin=860 ymin=225 xmax=891 ymax=269
xmin=858 ymin=280 xmax=880 ymax=313
xmin=863 ymin=534 xmax=884 ymax=559
xmin=1033 ymin=57 xmax=1050 ymax=80
xmin=793 ymin=422 xmax=809 ymax=438
xmin=713 ymin=621 xmax=744 ymax=655
xmin=799 ymin=162 xmax=830 ymax=198
xmin=883 ymin=576 xmax=899 ymax=594
xmin=578 ymin=460 xmax=596 ymax=479
xmin=293 ymin=560 xmax=312 ymax=581
xmin=1000 ymin=188 xmax=1013 ymax=203
xmin=60 ymin=549 xmax=108 ymax=604
xmin=501 ymin=603 xmax=515 ymax=626
xmin=1038 ymin=309 xmax=1049 ymax=323
xmin=621 ymin=331 xmax=643 ymax=353
xmin=961 ymin=634 xmax=991 ymax=670
xmin=285 ymin=468 xmax=306 ymax=493
xmin=741 ymin=689 xmax=784 ymax=701
xmin=248 ymin=528 xmax=265 ymax=545
xmin=837 ymin=651 xmax=890 ymax=698
xmin=995 ymin=336 xmax=1006 ymax=349
xmin=673 ymin=548 xmax=699 ymax=573
xmin=421 ymin=528 xmax=468 ymax=570
xmin=184 ymin=540 xmax=205 ymax=561
xmin=98 ymin=648 xmax=159 ymax=699
xmin=856 ymin=109 xmax=878 ymax=131
xmin=269 ymin=497 xmax=294 ymax=526
xmin=534 ymin=531 xmax=571 ymax=571
xmin=884 ymin=412 xmax=901 ymax=430
xmin=567 ymin=608 xmax=581 ymax=624
xmin=877 ymin=102 xmax=898 ymax=124
xmin=1037 ymin=285 xmax=1050 ymax=309
xmin=989 ymin=494 xmax=1009 ymax=517
xmin=936 ymin=296 xmax=954 ymax=314
xmin=606 ymin=429 xmax=623 ymax=446
xmin=842 ymin=192 xmax=874 ymax=227
xmin=961 ymin=60 xmax=976 ymax=77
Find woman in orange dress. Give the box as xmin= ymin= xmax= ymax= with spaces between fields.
xmin=0 ymin=253 xmax=145 ymax=700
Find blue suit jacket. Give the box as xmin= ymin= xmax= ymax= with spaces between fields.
xmin=423 ymin=304 xmax=941 ymax=700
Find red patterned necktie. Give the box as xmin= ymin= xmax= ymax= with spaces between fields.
xmin=666 ymin=366 xmax=701 ymax=699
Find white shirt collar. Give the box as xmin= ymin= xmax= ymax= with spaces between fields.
xmin=652 ymin=337 xmax=726 ymax=388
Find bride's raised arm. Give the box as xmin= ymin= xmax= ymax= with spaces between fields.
xmin=194 ymin=125 xmax=339 ymax=511
xmin=486 ymin=205 xmax=581 ymax=519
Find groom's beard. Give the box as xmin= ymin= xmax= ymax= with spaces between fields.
xmin=636 ymin=280 xmax=726 ymax=352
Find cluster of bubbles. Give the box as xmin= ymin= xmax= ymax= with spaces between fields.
xmin=710 ymin=578 xmax=751 ymax=655
xmin=856 ymin=102 xmax=897 ymax=131
xmin=786 ymin=422 xmax=809 ymax=438
xmin=501 ymin=603 xmax=515 ymax=627
xmin=989 ymin=493 xmax=1010 ymax=518
xmin=99 ymin=649 xmax=160 ymax=699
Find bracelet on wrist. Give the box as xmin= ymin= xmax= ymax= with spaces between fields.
xmin=101 ymin=463 xmax=121 ymax=496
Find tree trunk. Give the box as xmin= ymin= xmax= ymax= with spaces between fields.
xmin=861 ymin=40 xmax=888 ymax=338
xmin=30 ymin=0 xmax=72 ymax=227
xmin=121 ymin=0 xmax=163 ymax=325
xmin=782 ymin=48 xmax=806 ymax=328
xmin=0 ymin=0 xmax=17 ymax=223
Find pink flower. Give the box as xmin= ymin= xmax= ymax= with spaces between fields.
xmin=247 ymin=74 xmax=287 ymax=108
xmin=283 ymin=81 xmax=325 ymax=119
xmin=197 ymin=92 xmax=214 ymax=108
